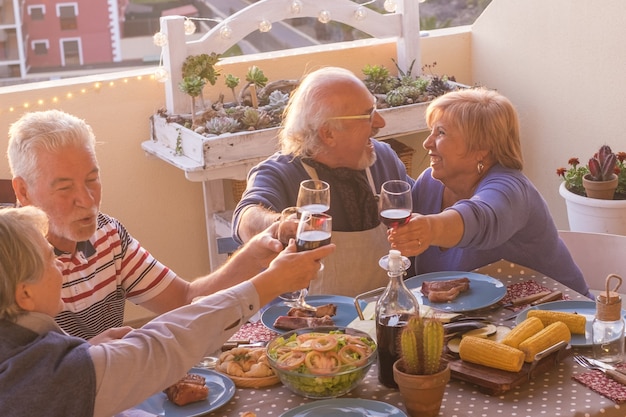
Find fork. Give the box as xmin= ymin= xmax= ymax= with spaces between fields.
xmin=573 ymin=354 xmax=626 ymax=385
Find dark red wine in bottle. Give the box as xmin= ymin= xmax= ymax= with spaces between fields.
xmin=296 ymin=230 xmax=331 ymax=252
xmin=376 ymin=313 xmax=411 ymax=388
xmin=380 ymin=208 xmax=411 ymax=228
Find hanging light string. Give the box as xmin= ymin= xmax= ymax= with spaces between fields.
xmin=152 ymin=1 xmax=400 ymax=81
xmin=0 ymin=75 xmax=158 ymax=117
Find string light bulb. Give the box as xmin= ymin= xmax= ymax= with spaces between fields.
xmin=259 ymin=19 xmax=272 ymax=32
xmin=219 ymin=25 xmax=233 ymax=39
xmin=318 ymin=10 xmax=331 ymax=24
xmin=154 ymin=67 xmax=170 ymax=83
xmin=354 ymin=6 xmax=367 ymax=21
xmin=384 ymin=0 xmax=397 ymax=13
xmin=290 ymin=0 xmax=302 ymax=14
xmin=152 ymin=32 xmax=168 ymax=47
xmin=183 ymin=18 xmax=196 ymax=35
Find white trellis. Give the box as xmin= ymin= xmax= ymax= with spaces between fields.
xmin=157 ymin=0 xmax=421 ymax=114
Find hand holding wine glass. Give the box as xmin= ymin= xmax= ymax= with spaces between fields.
xmin=379 ymin=180 xmax=412 ymax=229
xmin=277 ymin=207 xmax=303 ymax=304
xmin=296 ymin=180 xmax=330 ymax=213
xmin=277 ymin=206 xmax=300 ymax=247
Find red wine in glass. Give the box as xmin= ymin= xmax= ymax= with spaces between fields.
xmin=379 ymin=180 xmax=412 ymax=229
xmin=296 ymin=229 xmax=332 ymax=251
xmin=380 ymin=208 xmax=411 ymax=228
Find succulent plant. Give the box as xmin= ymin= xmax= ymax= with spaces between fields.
xmin=588 ymin=145 xmax=617 ymax=181
xmin=362 ymin=64 xmax=397 ymax=95
xmin=178 ymin=75 xmax=207 ymax=128
xmin=204 ymin=116 xmax=240 ymax=135
xmin=240 ymin=107 xmax=272 ymax=130
xmin=263 ymin=90 xmax=290 ymax=112
xmin=225 ymin=74 xmax=241 ymax=105
xmin=399 ymin=315 xmax=445 ymax=375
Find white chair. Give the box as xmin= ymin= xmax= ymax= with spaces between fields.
xmin=558 ymin=230 xmax=626 ymax=297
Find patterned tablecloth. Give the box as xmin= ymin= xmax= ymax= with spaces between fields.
xmin=125 ymin=259 xmax=626 ymax=417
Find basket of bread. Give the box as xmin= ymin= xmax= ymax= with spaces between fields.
xmin=216 ymin=346 xmax=280 ymax=388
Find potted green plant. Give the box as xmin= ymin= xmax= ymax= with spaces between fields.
xmin=557 ymin=145 xmax=626 ymax=235
xmin=392 ymin=315 xmax=449 ymax=417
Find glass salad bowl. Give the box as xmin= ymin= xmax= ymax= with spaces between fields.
xmin=266 ymin=326 xmax=377 ymax=399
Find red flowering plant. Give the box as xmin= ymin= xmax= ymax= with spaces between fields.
xmin=557 ymin=145 xmax=626 ymax=199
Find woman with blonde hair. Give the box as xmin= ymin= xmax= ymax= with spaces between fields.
xmin=389 ymin=88 xmax=591 ymax=297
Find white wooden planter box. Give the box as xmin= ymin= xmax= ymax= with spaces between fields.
xmin=143 ymin=102 xmax=429 ymax=182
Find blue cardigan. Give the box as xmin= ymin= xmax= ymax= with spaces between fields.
xmin=0 ymin=320 xmax=96 ymax=417
xmin=412 ymin=165 xmax=590 ymax=297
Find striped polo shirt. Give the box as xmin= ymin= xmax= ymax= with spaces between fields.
xmin=54 ymin=212 xmax=176 ymax=339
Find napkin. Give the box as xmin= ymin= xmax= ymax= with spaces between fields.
xmin=231 ymin=321 xmax=279 ymax=342
xmin=499 ymin=280 xmax=566 ymax=311
xmin=572 ymin=363 xmax=626 ymax=403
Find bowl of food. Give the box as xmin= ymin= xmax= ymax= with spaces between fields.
xmin=266 ymin=326 xmax=377 ymax=399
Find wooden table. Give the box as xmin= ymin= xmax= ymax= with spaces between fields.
xmin=125 ymin=260 xmax=626 ymax=417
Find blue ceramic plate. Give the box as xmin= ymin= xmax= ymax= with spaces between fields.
xmin=261 ymin=295 xmax=364 ymax=333
xmin=130 ymin=368 xmax=235 ymax=416
xmin=516 ymin=300 xmax=626 ymax=347
xmin=279 ymin=398 xmax=407 ymax=417
xmin=405 ymin=271 xmax=507 ymax=312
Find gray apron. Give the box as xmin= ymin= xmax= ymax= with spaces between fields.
xmin=302 ymin=164 xmax=391 ymax=297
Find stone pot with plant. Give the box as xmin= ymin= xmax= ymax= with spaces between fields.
xmin=557 ymin=145 xmax=626 ymax=235
xmin=392 ymin=315 xmax=449 ymax=417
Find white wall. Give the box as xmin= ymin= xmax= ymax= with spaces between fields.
xmin=470 ymin=0 xmax=626 ymax=229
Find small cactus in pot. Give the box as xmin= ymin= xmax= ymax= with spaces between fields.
xmin=393 ymin=315 xmax=449 ymax=417
xmin=398 ymin=315 xmax=446 ymax=375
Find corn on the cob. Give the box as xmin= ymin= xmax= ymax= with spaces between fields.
xmin=518 ymin=321 xmax=571 ymax=362
xmin=458 ymin=336 xmax=525 ymax=372
xmin=501 ymin=316 xmax=544 ymax=349
xmin=526 ymin=310 xmax=586 ymax=334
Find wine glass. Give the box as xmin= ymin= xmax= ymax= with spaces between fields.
xmin=379 ymin=180 xmax=412 ymax=228
xmin=296 ymin=180 xmax=330 ymax=214
xmin=291 ymin=210 xmax=332 ymax=310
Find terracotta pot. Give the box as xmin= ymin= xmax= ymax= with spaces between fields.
xmin=583 ymin=173 xmax=618 ymax=200
xmin=393 ymin=359 xmax=450 ymax=417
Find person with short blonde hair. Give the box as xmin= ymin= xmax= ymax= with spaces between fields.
xmin=389 ymin=88 xmax=591 ymax=297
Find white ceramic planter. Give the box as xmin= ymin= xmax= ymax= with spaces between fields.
xmin=559 ymin=182 xmax=626 ymax=236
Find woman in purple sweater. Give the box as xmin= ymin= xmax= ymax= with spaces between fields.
xmin=388 ymin=88 xmax=591 ymax=298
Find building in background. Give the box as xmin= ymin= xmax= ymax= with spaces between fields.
xmin=0 ymin=0 xmax=197 ymax=85
xmin=0 ymin=0 xmax=489 ymax=86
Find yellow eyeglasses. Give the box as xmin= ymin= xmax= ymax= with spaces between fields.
xmin=328 ymin=106 xmax=377 ymax=123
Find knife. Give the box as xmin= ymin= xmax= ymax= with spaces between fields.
xmin=500 ymin=291 xmax=564 ymax=321
xmin=500 ymin=290 xmax=552 ymax=308
xmin=529 ymin=290 xmax=563 ymax=306
xmin=583 ymin=359 xmax=626 ymax=385
xmin=585 ymin=356 xmax=626 ymax=377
